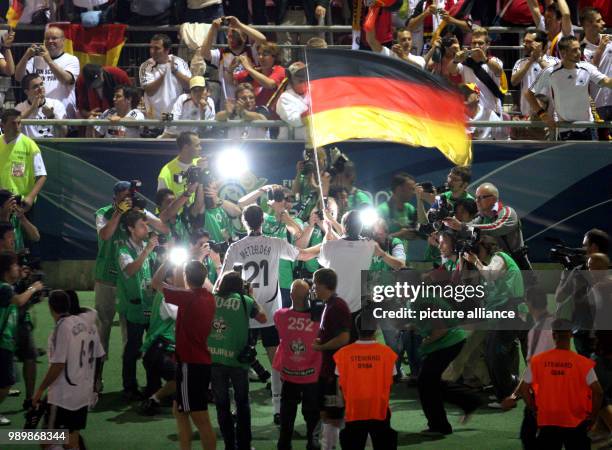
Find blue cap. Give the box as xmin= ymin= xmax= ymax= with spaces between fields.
xmin=113 ymin=181 xmax=131 ymax=194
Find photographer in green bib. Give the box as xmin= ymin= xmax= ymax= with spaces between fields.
xmin=463 ymin=235 xmax=525 ymax=407
xmin=377 ymin=173 xmax=418 ymax=257
xmin=116 ymin=209 xmax=159 ymax=401
xmin=155 ymin=183 xmax=200 ymax=247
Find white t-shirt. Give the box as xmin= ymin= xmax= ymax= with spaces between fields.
xmin=209 ymin=47 xmax=259 ymax=103
xmin=221 ymin=234 xmax=300 ymax=328
xmin=276 ymin=87 xmax=309 ymax=140
xmin=380 ymin=46 xmax=426 ymax=69
xmin=530 ymin=62 xmax=607 ymax=128
xmin=458 ymin=57 xmax=504 ymax=115
xmin=95 ymin=107 xmax=145 ymax=138
xmin=227 ymin=121 xmax=270 ymax=140
xmin=25 ymin=53 xmax=80 ymax=118
xmin=15 ymin=98 xmax=67 ymax=138
xmin=47 ymin=315 xmax=105 ymax=411
xmin=512 ymin=55 xmax=558 ymax=116
xmin=139 ymin=56 xmax=191 ymax=119
xmin=406 ymin=0 xmax=448 ymax=55
xmin=164 ymin=93 xmax=216 ymax=136
xmin=318 ymin=238 xmax=376 ymax=313
xmin=582 ymin=38 xmax=612 ymax=110
xmin=72 ymin=0 xmax=108 ymax=7
xmin=468 ymin=103 xmax=502 ymax=140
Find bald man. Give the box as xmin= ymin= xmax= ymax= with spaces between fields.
xmin=15 ymin=26 xmax=81 ymax=118
xmin=444 ymin=182 xmax=532 ymax=271
xmin=588 ymin=253 xmax=612 ymax=331
xmin=274 ymin=279 xmax=322 ymax=450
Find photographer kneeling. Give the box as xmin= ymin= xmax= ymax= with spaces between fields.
xmin=209 ymin=271 xmax=266 ymax=450
xmin=463 ymin=235 xmax=525 ymax=407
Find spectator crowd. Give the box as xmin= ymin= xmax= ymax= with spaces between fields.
xmin=0 ymin=0 xmax=610 ymax=140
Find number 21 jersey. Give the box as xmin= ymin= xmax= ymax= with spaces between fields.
xmin=222 ymin=235 xmax=299 ymax=328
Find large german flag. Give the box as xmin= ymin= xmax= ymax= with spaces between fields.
xmin=303 ymin=49 xmax=471 ymax=166
xmin=51 ymin=23 xmax=127 ymax=68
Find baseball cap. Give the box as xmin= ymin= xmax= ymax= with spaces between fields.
xmin=287 ymin=62 xmax=306 ymax=80
xmin=189 ymin=76 xmax=206 ymax=90
xmin=113 ymin=181 xmax=131 ymax=194
xmin=82 ymin=64 xmax=104 ymax=89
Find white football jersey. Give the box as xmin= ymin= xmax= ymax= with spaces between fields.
xmin=47 ymin=314 xmax=105 ymax=410
xmin=222 ymin=235 xmax=299 ymax=328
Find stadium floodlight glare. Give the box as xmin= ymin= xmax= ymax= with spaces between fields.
xmin=359 ymin=207 xmax=379 ymax=229
xmin=169 ymin=247 xmax=189 ymax=266
xmin=216 ymin=147 xmax=249 ymax=179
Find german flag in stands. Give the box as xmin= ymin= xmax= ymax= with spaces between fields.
xmin=303 ymin=48 xmax=472 ymax=166
xmin=6 ymin=0 xmax=24 ymax=28
xmin=51 ymin=23 xmax=127 ymax=68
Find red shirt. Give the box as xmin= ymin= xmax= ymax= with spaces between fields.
xmin=75 ymin=66 xmax=131 ymax=115
xmin=163 ymin=286 xmax=216 ymax=364
xmin=253 ymin=65 xmax=286 ymax=107
xmin=318 ymin=296 xmax=352 ymax=378
xmin=502 ymin=0 xmax=533 ymax=25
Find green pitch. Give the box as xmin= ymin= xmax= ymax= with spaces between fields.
xmin=3 ymin=292 xmax=523 ymax=449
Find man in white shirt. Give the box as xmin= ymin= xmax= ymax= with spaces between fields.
xmin=32 ymin=291 xmax=105 ymax=450
xmin=16 ymin=73 xmax=67 ymax=138
xmin=511 ymin=30 xmax=557 ymax=117
xmin=365 ymin=27 xmax=426 ymax=69
xmin=460 ymin=83 xmax=502 ymax=140
xmin=15 ymin=26 xmax=80 ymax=118
xmin=200 ymin=16 xmax=266 ymax=104
xmin=139 ymin=34 xmax=191 ymax=119
xmin=580 ymin=7 xmax=612 ymax=123
xmin=527 ymin=35 xmax=612 ymax=141
xmin=276 ymin=62 xmax=309 ymax=140
xmin=526 ymin=0 xmax=573 ymax=58
xmin=318 ymin=210 xmax=403 ymax=337
xmin=92 ymin=85 xmax=145 ymax=138
xmin=161 ymin=76 xmax=216 ymax=138
xmin=449 ymin=27 xmax=504 ymax=116
xmin=215 ymin=82 xmax=268 ymax=139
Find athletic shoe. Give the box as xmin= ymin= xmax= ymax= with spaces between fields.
xmin=420 ymin=428 xmax=451 ymax=436
xmin=274 ymin=413 xmax=281 ymax=426
xmin=0 ymin=415 xmax=10 ymax=426
xmin=487 ymin=402 xmax=503 ymax=409
xmin=122 ymin=388 xmax=145 ymax=402
xmin=8 ymin=388 xmax=20 ymax=397
xmin=140 ymin=397 xmax=160 ymax=416
xmin=488 ymin=395 xmax=497 ymax=401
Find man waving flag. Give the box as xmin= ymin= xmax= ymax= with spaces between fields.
xmin=303 ymin=48 xmax=472 ymax=166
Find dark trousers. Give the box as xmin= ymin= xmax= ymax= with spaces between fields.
xmin=537 ymin=422 xmax=590 ymax=450
xmin=486 ymin=329 xmax=520 ymax=400
xmin=280 ymin=288 xmax=292 ymax=309
xmin=559 ymin=128 xmax=595 ymax=141
xmin=277 ymin=381 xmax=319 ymax=450
xmin=417 ymin=340 xmax=481 ymax=434
xmin=210 ymin=365 xmax=251 ymax=450
xmin=339 ymin=411 xmax=397 ymax=450
xmin=520 ymin=407 xmax=538 ymax=450
xmin=224 ymin=0 xmax=266 ymax=24
xmin=122 ymin=320 xmax=147 ymax=391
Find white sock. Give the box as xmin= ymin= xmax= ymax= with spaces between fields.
xmin=271 ymin=368 xmax=282 ymax=414
xmin=322 ymin=423 xmax=340 ymax=450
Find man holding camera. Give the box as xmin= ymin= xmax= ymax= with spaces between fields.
xmin=0 ymin=109 xmax=47 ymax=213
xmin=192 ymin=179 xmax=242 ymax=244
xmin=0 ymin=189 xmax=40 ymax=252
xmin=158 ymin=132 xmax=203 ymax=196
xmin=15 ymin=26 xmax=80 ymax=118
xmin=94 ymin=181 xmax=168 ymax=375
xmin=16 ymin=73 xmax=67 ymax=138
xmin=151 ymin=256 xmax=216 ymax=450
xmin=116 ymin=209 xmax=159 ymax=400
xmin=221 ymin=204 xmax=319 ymax=424
xmin=378 ymin=173 xmax=418 ymax=254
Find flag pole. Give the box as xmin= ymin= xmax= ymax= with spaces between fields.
xmin=303 ymin=49 xmax=327 ymax=214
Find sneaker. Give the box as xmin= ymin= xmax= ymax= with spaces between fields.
xmin=488 ymin=395 xmax=497 ymax=401
xmin=487 ymin=402 xmax=503 ymax=409
xmin=8 ymin=388 xmax=20 ymax=397
xmin=0 ymin=415 xmax=10 ymax=426
xmin=420 ymin=428 xmax=451 ymax=436
xmin=140 ymin=397 xmax=160 ymax=416
xmin=274 ymin=413 xmax=281 ymax=426
xmin=122 ymin=388 xmax=145 ymax=402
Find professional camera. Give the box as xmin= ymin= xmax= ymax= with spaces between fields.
xmin=302 ymin=279 xmax=325 ymax=322
xmin=427 ymin=195 xmax=454 ymax=223
xmin=13 ymin=195 xmax=26 ymax=208
xmin=129 ymin=180 xmax=148 ymax=210
xmin=550 ymin=244 xmax=586 ymax=270
xmin=210 ymin=240 xmax=230 ymax=255
xmin=267 ymin=188 xmax=286 ymax=203
xmin=327 ymin=153 xmax=349 ymax=177
xmin=417 ymin=181 xmax=449 ymax=195
xmin=454 ymin=227 xmax=481 ymax=255
xmin=232 ymin=263 xmax=251 ymax=294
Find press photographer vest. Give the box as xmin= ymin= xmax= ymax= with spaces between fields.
xmin=141 ymin=291 xmax=175 ymax=354
xmin=116 ymin=240 xmax=154 ymax=324
xmin=485 ymin=251 xmax=524 ymax=311
xmin=94 ymin=205 xmax=128 ymax=284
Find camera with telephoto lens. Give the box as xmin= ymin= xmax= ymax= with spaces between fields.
xmin=454 ymin=227 xmax=481 ymax=255
xmin=328 ymin=153 xmax=349 ymax=177
xmin=129 ymin=180 xmax=148 ymax=210
xmin=427 ymin=196 xmax=454 ymax=223
xmin=209 ymin=240 xmax=230 ymax=255
xmin=232 ymin=263 xmax=251 ymax=294
xmin=550 ymin=244 xmax=586 ymax=270
xmin=417 ymin=181 xmax=449 ymax=195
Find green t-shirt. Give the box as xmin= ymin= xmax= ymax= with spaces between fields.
xmin=208 ymin=293 xmax=256 ymax=368
xmin=424 ymin=244 xmax=442 ymax=266
xmin=348 ymin=188 xmax=372 ymax=210
xmin=203 ymin=207 xmax=234 ymax=243
xmin=205 ymin=256 xmax=218 ymax=284
xmin=378 ymin=200 xmax=416 ymax=253
xmin=10 ymin=216 xmax=24 ymax=252
xmin=141 ymin=291 xmax=175 ymax=354
xmin=369 ymin=237 xmax=403 ymax=271
xmin=485 ymin=252 xmax=525 ymax=311
xmin=262 ymin=213 xmax=303 ymax=289
xmin=296 ymin=175 xmax=319 ymax=222
xmin=94 ymin=205 xmax=128 ymax=285
xmin=441 ymin=190 xmax=474 ymax=208
xmin=168 ymin=213 xmax=191 ymax=246
xmin=302 ymin=225 xmax=324 ymax=274
xmin=412 ymin=296 xmax=465 ymax=356
xmin=0 ymin=282 xmax=17 ymax=352
xmin=116 ymin=241 xmax=154 ymax=325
